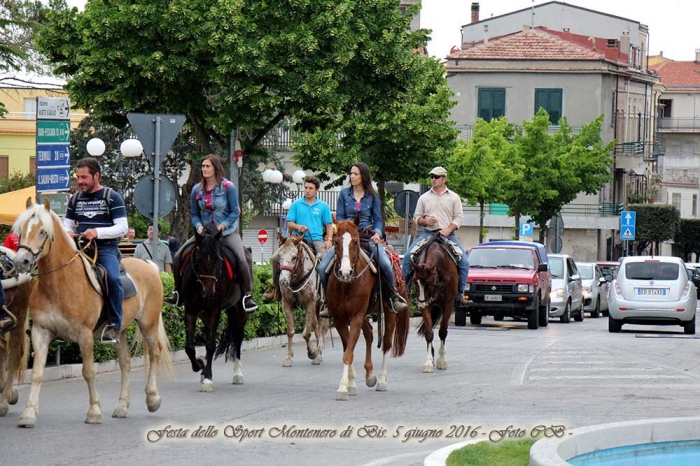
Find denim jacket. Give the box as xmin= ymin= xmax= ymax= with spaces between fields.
xmin=191 ymin=179 xmax=239 ymax=236
xmin=336 ymin=187 xmax=383 ymax=237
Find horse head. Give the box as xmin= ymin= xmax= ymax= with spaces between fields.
xmin=333 ymin=219 xmax=361 ymax=283
xmin=277 ymin=234 xmax=306 ymax=289
xmin=412 ymin=243 xmax=443 ymax=308
xmin=13 ymin=197 xmax=64 ymax=274
xmin=193 ymin=224 xmax=224 ymax=298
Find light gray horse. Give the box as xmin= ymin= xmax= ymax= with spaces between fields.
xmin=275 ymin=235 xmax=329 ymax=367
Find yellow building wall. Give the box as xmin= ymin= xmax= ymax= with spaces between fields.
xmin=0 ymin=87 xmax=87 ymax=178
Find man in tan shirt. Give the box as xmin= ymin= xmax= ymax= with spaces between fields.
xmin=402 ymin=166 xmax=470 ymax=305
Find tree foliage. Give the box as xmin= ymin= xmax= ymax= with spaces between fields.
xmin=674 ymin=219 xmax=700 ymax=261
xmin=631 ymin=204 xmax=680 ymax=255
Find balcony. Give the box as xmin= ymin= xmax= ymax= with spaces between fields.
xmin=614 ymin=141 xmax=661 ymax=162
xmin=658 ymin=118 xmax=700 ymax=132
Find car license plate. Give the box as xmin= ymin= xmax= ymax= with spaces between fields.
xmin=484 ymin=295 xmax=502 ymax=302
xmin=636 ymin=288 xmax=666 ymax=296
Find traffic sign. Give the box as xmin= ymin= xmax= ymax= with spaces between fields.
xmin=36 ymin=167 xmax=71 ymax=192
xmin=133 ymin=175 xmax=178 ymax=219
xmin=519 ymin=222 xmax=534 ymax=237
xmin=36 ymin=120 xmax=71 ymax=144
xmin=36 ymin=96 xmax=70 ymax=120
xmin=394 ymin=190 xmax=419 ymax=219
xmin=36 ymin=144 xmax=70 ymax=168
xmin=127 ymin=113 xmax=186 ymax=166
xmin=620 ymin=227 xmax=636 ymax=241
xmin=258 ymin=229 xmax=268 ymax=244
xmin=621 ymin=211 xmax=636 ymax=227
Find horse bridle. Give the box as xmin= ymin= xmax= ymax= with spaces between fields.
xmin=17 ymin=233 xmax=82 ymax=277
xmin=191 ymin=246 xmax=223 ymax=288
xmin=281 ymin=242 xmax=316 ymax=293
xmin=414 ymin=252 xmax=445 ymax=305
xmin=332 ymin=236 xmax=373 ymax=282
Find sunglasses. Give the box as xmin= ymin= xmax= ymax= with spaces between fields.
xmin=430 ymin=174 xmax=444 ymax=179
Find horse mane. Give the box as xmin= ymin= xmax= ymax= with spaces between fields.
xmin=13 ymin=203 xmax=77 ymax=252
xmin=196 ymin=223 xmax=221 ymax=255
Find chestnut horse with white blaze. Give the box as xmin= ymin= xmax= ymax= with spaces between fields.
xmin=326 ymin=218 xmax=410 ymax=401
xmin=12 ymin=198 xmax=174 ymax=427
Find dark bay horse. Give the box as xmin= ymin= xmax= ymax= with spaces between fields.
xmin=0 ymin=248 xmax=33 ymax=417
xmin=12 ymin=199 xmax=174 ymax=427
xmin=411 ymin=234 xmax=460 ymax=372
xmin=276 ymin=234 xmax=328 ymax=367
xmin=179 ymin=223 xmax=247 ymax=391
xmin=326 ymin=219 xmax=410 ymax=400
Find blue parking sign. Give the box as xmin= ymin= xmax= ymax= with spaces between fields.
xmin=520 ymin=222 xmax=534 ymax=237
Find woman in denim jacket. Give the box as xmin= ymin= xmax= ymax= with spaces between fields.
xmin=318 ymin=162 xmax=407 ymax=315
xmin=166 ymin=154 xmax=258 ymax=312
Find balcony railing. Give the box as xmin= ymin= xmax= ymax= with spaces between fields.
xmin=658 ymin=118 xmax=700 ymax=132
xmin=614 ymin=141 xmax=661 ymax=161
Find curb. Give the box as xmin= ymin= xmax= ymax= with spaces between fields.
xmin=19 ymin=317 xmax=424 ymax=385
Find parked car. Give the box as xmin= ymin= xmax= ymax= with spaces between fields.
xmin=684 ymin=263 xmax=700 ymax=298
xmin=595 ymin=261 xmax=619 ymax=282
xmin=608 ymin=256 xmax=697 ymax=334
xmin=576 ymin=262 xmax=609 ymax=318
xmin=548 ymin=254 xmax=584 ymax=323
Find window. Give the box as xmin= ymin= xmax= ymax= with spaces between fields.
xmin=659 ymin=99 xmax=672 ymax=118
xmin=478 ymin=88 xmax=505 ymax=121
xmin=23 ymin=98 xmax=36 ymax=120
xmin=0 ymin=156 xmax=7 ymax=180
xmin=672 ymin=193 xmax=681 ymax=211
xmin=693 ymin=194 xmax=697 ymax=217
xmin=534 ymin=89 xmax=562 ymax=124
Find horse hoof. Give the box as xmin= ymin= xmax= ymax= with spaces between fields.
xmin=9 ymin=388 xmax=18 ymax=405
xmin=200 ymin=379 xmax=214 ymax=392
xmin=147 ymin=395 xmax=162 ymax=413
xmin=436 ymin=362 xmax=448 ymax=371
xmin=348 ymin=386 xmax=358 ymax=396
xmin=366 ymin=375 xmax=377 ymax=388
xmin=18 ymin=415 xmax=35 ymax=428
xmin=307 ymin=350 xmax=317 ymax=360
xmin=232 ymin=375 xmax=244 ymax=385
xmin=336 ymin=391 xmax=349 ymax=401
xmin=85 ymin=413 xmax=103 ymax=424
xmin=0 ymin=404 xmax=8 ymax=417
xmin=422 ymin=365 xmax=435 ymax=373
xmin=312 ymin=356 xmax=323 ymax=365
xmin=376 ymin=382 xmax=387 ymax=392
xmin=112 ymin=407 xmax=128 ymax=418
xmin=282 ymin=359 xmax=293 ymax=368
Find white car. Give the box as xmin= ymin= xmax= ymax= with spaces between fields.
xmin=548 ymin=254 xmax=584 ymax=323
xmin=576 ymin=262 xmax=609 ymax=318
xmin=608 ymin=256 xmax=697 ymax=334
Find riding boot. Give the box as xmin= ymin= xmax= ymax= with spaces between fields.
xmin=0 ymin=305 xmax=17 ymax=334
xmin=236 ymin=263 xmax=258 ymax=313
xmin=318 ymin=287 xmax=330 ymax=318
xmin=382 ymin=277 xmax=407 ymax=313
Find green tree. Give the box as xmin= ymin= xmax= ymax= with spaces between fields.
xmin=632 ymin=204 xmax=680 ymax=256
xmin=448 ymin=118 xmax=516 ymax=243
xmin=674 ymin=219 xmax=700 ymax=261
xmin=36 ymin=0 xmax=435 ymax=235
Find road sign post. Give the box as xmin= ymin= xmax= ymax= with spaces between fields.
xmin=36 ymin=97 xmax=71 ymax=195
xmin=620 ymin=210 xmax=637 ymax=255
xmin=258 ymin=229 xmax=268 ymax=263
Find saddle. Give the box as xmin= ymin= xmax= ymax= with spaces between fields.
xmin=410 ymin=233 xmax=462 ymax=266
xmin=177 ymin=239 xmax=236 ymax=281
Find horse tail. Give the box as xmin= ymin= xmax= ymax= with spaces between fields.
xmin=391 ymin=295 xmax=411 ymax=358
xmin=155 ymin=312 xmax=175 ymax=380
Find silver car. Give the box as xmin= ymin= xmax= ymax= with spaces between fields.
xmin=608 ymin=256 xmax=697 ymax=334
xmin=576 ymin=262 xmax=609 ymax=318
xmin=548 ymin=254 xmax=584 ymax=323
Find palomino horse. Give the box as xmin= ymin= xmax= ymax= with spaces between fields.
xmin=178 ymin=223 xmax=247 ymax=391
xmin=12 ymin=199 xmax=174 ymax=427
xmin=411 ymin=234 xmax=460 ymax=373
xmin=0 ymin=248 xmax=33 ymax=417
xmin=276 ymin=234 xmax=328 ymax=367
xmin=326 ymin=219 xmax=410 ymax=400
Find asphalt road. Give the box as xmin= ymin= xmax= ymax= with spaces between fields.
xmin=3 ymin=314 xmax=700 ymax=465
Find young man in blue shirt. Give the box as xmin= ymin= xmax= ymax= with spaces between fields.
xmin=263 ymin=175 xmax=333 ymax=302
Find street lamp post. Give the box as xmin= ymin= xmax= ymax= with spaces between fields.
xmin=87 ymin=137 xmax=143 ymax=193
xmin=263 ymin=169 xmax=293 ymax=246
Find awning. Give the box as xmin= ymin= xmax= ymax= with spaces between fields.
xmin=0 ymin=186 xmax=37 ymax=226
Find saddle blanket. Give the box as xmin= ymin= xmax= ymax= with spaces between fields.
xmin=410 ymin=235 xmax=463 ymax=265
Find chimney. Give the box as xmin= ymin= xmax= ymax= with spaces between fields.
xmin=483 ymin=24 xmax=489 ymax=44
xmin=471 ymin=2 xmax=480 ymax=23
xmin=562 ymin=27 xmax=571 ymax=41
xmin=696 ymin=49 xmax=700 ymax=64
xmin=620 ymin=31 xmax=630 ymax=56
xmin=605 ymin=38 xmax=619 ymax=61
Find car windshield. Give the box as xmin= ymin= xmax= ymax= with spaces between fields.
xmin=549 ymin=257 xmax=564 ymax=278
xmin=469 ymin=248 xmax=535 ymax=270
xmin=599 ymin=265 xmax=619 ymax=277
xmin=578 ymin=264 xmax=594 ymax=280
xmin=625 ymin=261 xmax=680 ymax=281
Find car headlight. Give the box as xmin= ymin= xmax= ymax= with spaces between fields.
xmin=551 ymin=288 xmax=565 ymax=298
xmin=517 ymin=284 xmax=533 ymax=293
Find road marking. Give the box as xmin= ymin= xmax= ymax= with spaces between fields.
xmin=529 ymin=367 xmax=663 ymax=372
xmin=529 ymin=374 xmax=691 ymax=380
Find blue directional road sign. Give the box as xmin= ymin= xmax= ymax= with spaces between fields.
xmin=620 ymin=210 xmax=636 ymax=241
xmin=36 ymin=167 xmax=71 ymax=192
xmin=520 ymin=222 xmax=534 ymax=237
xmin=36 ymin=145 xmax=70 ymax=168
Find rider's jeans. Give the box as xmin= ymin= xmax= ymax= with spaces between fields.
xmin=402 ymin=231 xmax=469 ymax=295
xmin=97 ymin=244 xmax=123 ymax=330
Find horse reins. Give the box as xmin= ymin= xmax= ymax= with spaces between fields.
xmin=191 ymin=248 xmax=223 ymax=287
xmin=282 ymin=243 xmax=317 ymax=293
xmin=17 ymin=234 xmax=83 ymax=277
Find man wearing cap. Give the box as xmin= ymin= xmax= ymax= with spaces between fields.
xmin=402 ymin=166 xmax=470 ymax=306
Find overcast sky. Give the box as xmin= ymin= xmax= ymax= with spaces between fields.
xmin=421 ymin=0 xmax=698 ymax=61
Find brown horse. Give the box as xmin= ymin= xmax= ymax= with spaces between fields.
xmin=411 ymin=234 xmax=460 ymax=372
xmin=275 ymin=234 xmax=329 ymax=367
xmin=12 ymin=199 xmax=174 ymax=427
xmin=0 ymin=248 xmax=33 ymax=417
xmin=326 ymin=219 xmax=410 ymax=400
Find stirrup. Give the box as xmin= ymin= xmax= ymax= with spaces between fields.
xmin=242 ymin=294 xmax=258 ymax=313
xmin=0 ymin=306 xmax=17 ymax=333
xmin=390 ymin=294 xmax=407 ymax=313
xmin=164 ymin=290 xmax=180 ymax=306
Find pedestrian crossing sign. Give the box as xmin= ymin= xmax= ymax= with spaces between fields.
xmin=620 ymin=227 xmax=635 ymax=241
